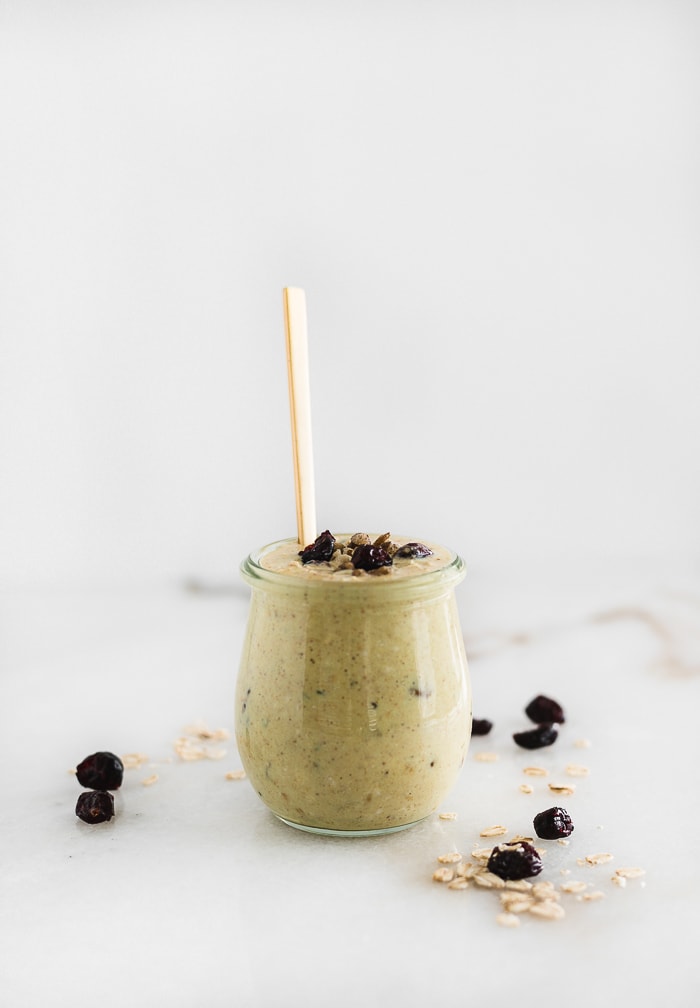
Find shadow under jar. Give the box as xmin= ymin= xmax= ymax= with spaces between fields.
xmin=235 ymin=537 xmax=471 ymax=836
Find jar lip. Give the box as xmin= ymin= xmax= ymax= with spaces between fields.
xmin=240 ymin=536 xmax=466 ymax=593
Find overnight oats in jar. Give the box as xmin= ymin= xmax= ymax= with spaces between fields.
xmin=235 ymin=531 xmax=471 ymax=836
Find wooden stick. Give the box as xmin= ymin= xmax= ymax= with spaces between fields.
xmin=283 ymin=287 xmax=317 ymax=547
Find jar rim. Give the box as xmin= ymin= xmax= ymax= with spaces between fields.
xmin=240 ymin=536 xmax=466 ymax=595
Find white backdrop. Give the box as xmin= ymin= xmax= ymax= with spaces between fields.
xmin=1 ymin=0 xmax=698 ymax=587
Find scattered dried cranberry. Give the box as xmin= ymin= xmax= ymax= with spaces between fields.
xmin=488 ymin=842 xmax=543 ymax=880
xmin=533 ymin=806 xmax=575 ymax=840
xmin=351 ymin=544 xmax=393 ymax=571
xmin=394 ymin=542 xmax=433 ymax=559
xmin=75 ymin=790 xmax=114 ymax=824
xmin=299 ymin=530 xmax=336 ymax=564
xmin=512 ymin=724 xmax=558 ymax=749
xmin=76 ymin=751 xmax=124 ymax=790
xmin=525 ymin=694 xmax=565 ymax=724
xmin=471 ymin=718 xmax=493 ymax=736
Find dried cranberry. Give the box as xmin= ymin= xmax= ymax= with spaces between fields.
xmin=525 ymin=694 xmax=565 ymax=724
xmin=76 ymin=751 xmax=124 ymax=790
xmin=299 ymin=530 xmax=336 ymax=564
xmin=487 ymin=842 xmax=543 ymax=880
xmin=471 ymin=718 xmax=493 ymax=736
xmin=75 ymin=790 xmax=114 ymax=824
xmin=351 ymin=544 xmax=393 ymax=571
xmin=512 ymin=724 xmax=558 ymax=749
xmin=533 ymin=806 xmax=574 ymax=840
xmin=394 ymin=542 xmax=433 ymax=559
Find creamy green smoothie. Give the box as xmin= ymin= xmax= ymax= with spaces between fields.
xmin=235 ymin=532 xmax=471 ymax=835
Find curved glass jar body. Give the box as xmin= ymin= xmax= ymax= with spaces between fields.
xmin=235 ymin=538 xmax=471 ymax=836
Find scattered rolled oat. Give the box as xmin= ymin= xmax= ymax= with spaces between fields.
xmin=433 ymin=867 xmax=455 ymax=883
xmin=583 ymin=852 xmax=614 ymax=866
xmin=473 ymin=872 xmax=506 ymax=890
xmin=456 ymin=863 xmax=480 ymax=880
xmin=560 ymin=880 xmax=587 ymax=894
xmin=548 ymin=784 xmax=576 ymax=796
xmin=581 ymin=891 xmax=606 ymax=902
xmin=529 ymin=900 xmax=565 ymax=920
xmin=565 ymin=764 xmax=590 ymax=777
xmin=557 ymin=838 xmax=570 ymax=846
xmin=500 ymin=894 xmax=535 ymax=914
xmin=438 ymin=812 xmax=457 ymax=821
xmin=574 ymin=738 xmax=592 ymax=749
xmin=480 ymin=825 xmax=508 ymax=838
xmin=141 ymin=774 xmax=159 ymax=787
xmin=523 ymin=766 xmax=548 ymax=777
xmin=532 ymin=882 xmax=560 ymax=902
xmin=447 ymin=878 xmax=471 ymax=890
xmin=224 ymin=770 xmax=247 ymax=781
xmin=471 ymin=847 xmax=494 ymax=861
xmin=121 ymin=753 xmax=149 ymax=770
xmin=519 ymin=784 xmax=534 ymax=794
xmin=496 ymin=912 xmax=521 ymax=928
xmin=174 ymin=736 xmax=227 ymax=762
xmin=183 ymin=721 xmax=230 ymax=742
xmin=474 ymin=752 xmax=499 ymax=763
xmin=504 ymin=879 xmax=533 ymax=892
xmin=437 ymin=852 xmax=463 ymax=864
xmin=611 ymin=875 xmax=627 ymax=888
xmin=615 ymin=866 xmax=645 ymax=879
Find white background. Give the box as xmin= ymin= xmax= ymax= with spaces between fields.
xmin=1 ymin=0 xmax=698 ymax=586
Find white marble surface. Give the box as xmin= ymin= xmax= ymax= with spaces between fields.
xmin=2 ymin=558 xmax=699 ymax=1007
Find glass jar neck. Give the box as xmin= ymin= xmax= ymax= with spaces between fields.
xmin=240 ymin=537 xmax=466 ymax=600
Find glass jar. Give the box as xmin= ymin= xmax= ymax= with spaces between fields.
xmin=235 ymin=538 xmax=471 ymax=836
